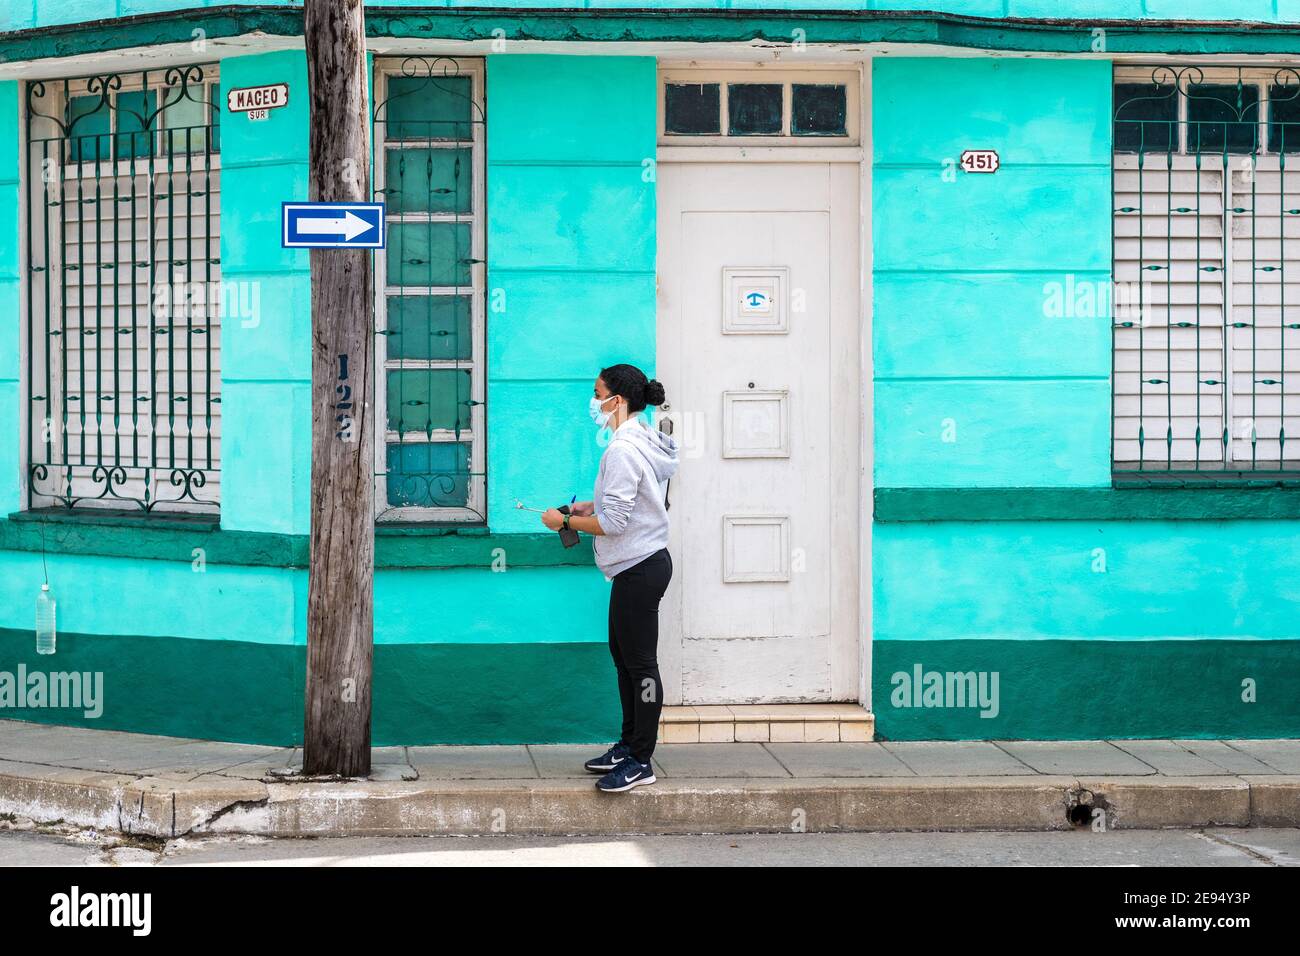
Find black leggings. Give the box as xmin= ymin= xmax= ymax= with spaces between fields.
xmin=608 ymin=548 xmax=673 ymax=765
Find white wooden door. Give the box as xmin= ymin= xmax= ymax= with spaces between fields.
xmin=656 ymin=160 xmax=861 ymax=704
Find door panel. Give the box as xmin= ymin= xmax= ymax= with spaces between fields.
xmin=656 ymin=161 xmax=861 ymax=705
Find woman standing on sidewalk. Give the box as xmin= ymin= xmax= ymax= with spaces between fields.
xmin=540 ymin=364 xmax=678 ymax=793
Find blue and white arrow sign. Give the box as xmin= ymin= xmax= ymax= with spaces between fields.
xmin=282 ymin=202 xmax=385 ymax=249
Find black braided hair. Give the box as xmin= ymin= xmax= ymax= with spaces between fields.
xmin=599 ymin=363 xmax=666 ymax=413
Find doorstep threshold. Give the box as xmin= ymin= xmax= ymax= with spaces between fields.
xmin=659 ymin=703 xmax=874 ymax=743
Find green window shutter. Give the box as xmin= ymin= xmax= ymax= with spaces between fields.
xmin=386 ymin=368 xmax=473 ymax=435
xmin=383 ymin=146 xmax=471 ymax=214
xmin=387 ymin=222 xmax=472 ymax=287
xmin=385 ymin=295 xmax=473 ymax=362
xmin=385 ymin=442 xmax=472 ymax=508
xmin=384 ymin=74 xmax=473 ymax=141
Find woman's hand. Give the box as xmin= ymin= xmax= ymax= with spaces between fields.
xmin=570 ymin=500 xmax=594 ymax=517
xmin=540 ymin=508 xmax=566 ymax=531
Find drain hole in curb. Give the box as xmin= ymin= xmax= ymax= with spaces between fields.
xmin=1067 ymin=803 xmax=1093 ymax=826
xmin=1067 ymin=788 xmax=1106 ymax=828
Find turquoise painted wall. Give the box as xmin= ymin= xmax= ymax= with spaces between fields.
xmin=0 ymin=549 xmax=619 ymax=744
xmin=870 ymin=56 xmax=1299 ymax=741
xmin=0 ymin=82 xmax=19 ymax=519
xmin=0 ymin=50 xmax=638 ymax=745
xmin=875 ymin=521 xmax=1300 ymax=643
xmin=1 ymin=30 xmax=1295 ymax=744
xmin=872 ymin=514 xmax=1300 ymax=740
xmin=873 ymin=57 xmax=1112 ymax=488
xmin=484 ymin=54 xmax=656 ymax=531
xmin=4 ymin=2 xmax=1299 ymax=34
xmin=218 ymin=50 xmax=313 ymax=536
xmin=0 ymin=549 xmax=304 ymax=645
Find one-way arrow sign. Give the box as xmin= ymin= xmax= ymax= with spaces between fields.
xmin=282 ymin=202 xmax=385 ymax=249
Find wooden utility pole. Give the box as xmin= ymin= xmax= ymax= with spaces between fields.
xmin=302 ymin=0 xmax=374 ymax=777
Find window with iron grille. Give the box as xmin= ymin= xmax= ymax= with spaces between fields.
xmin=24 ymin=65 xmax=222 ymax=513
xmin=372 ymin=57 xmax=485 ymax=522
xmin=1113 ymin=65 xmax=1300 ymax=481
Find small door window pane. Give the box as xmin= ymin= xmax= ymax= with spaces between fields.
xmin=665 ymin=83 xmax=720 ymax=135
xmin=791 ymin=84 xmax=847 ymax=136
xmin=1114 ymin=82 xmax=1177 ymax=153
xmin=1269 ymin=83 xmax=1300 ymax=153
xmin=386 ymin=442 xmax=471 ymax=508
xmin=161 ymin=86 xmax=208 ymax=155
xmin=384 ymin=147 xmax=472 ymax=214
xmin=387 ymin=222 xmax=472 ymax=287
xmin=387 ymin=369 xmax=472 ymax=434
xmin=385 ymin=75 xmax=473 ymax=141
xmin=728 ymin=83 xmax=782 ymax=135
xmin=116 ymin=90 xmax=157 ymax=159
xmin=386 ymin=295 xmax=472 ymax=361
xmin=67 ymin=95 xmax=111 ymax=163
xmin=1188 ymin=83 xmax=1260 ymax=155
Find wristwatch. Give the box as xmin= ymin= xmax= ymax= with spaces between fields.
xmin=563 ymin=513 xmax=571 ymax=531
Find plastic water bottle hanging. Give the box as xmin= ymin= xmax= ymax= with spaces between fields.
xmin=36 ymin=583 xmax=56 ymax=655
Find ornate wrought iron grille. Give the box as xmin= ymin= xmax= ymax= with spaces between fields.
xmin=24 ymin=66 xmax=222 ymax=513
xmin=371 ymin=57 xmax=486 ymax=521
xmin=1114 ymin=66 xmax=1300 ymax=481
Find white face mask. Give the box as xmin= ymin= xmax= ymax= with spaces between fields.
xmin=589 ymin=395 xmax=617 ymax=429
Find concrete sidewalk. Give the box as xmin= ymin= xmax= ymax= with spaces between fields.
xmin=1 ymin=720 xmax=1297 ymax=838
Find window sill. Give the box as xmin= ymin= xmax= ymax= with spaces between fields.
xmin=3 ymin=509 xmax=304 ymax=567
xmin=375 ymin=523 xmax=490 ymax=537
xmin=375 ymin=530 xmax=592 ymax=569
xmin=873 ymin=487 xmax=1300 ymax=522
xmin=9 ymin=508 xmax=219 ymax=531
xmin=1 ymin=511 xmax=593 ymax=569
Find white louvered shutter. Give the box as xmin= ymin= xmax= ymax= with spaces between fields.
xmin=1113 ymin=153 xmax=1228 ymax=467
xmin=1227 ymin=156 xmax=1300 ymax=466
xmin=37 ymin=74 xmax=222 ymax=511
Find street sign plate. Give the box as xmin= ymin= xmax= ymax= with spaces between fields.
xmin=282 ymin=202 xmax=385 ymax=249
xmin=227 ymin=83 xmax=289 ymax=116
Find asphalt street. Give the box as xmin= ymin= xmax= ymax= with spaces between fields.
xmin=2 ymin=822 xmax=1298 ymax=867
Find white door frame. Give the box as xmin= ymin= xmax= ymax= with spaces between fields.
xmin=858 ymin=56 xmax=873 ymax=711
xmin=653 ymin=57 xmax=873 ymax=709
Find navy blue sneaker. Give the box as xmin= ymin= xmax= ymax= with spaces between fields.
xmin=584 ymin=742 xmax=632 ymax=774
xmin=595 ymin=758 xmax=656 ymax=793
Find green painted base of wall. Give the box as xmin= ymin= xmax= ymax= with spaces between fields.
xmin=8 ymin=630 xmax=1294 ymax=745
xmin=873 ymin=639 xmax=1300 ymax=741
xmin=0 ymin=630 xmax=618 ymax=747
xmin=373 ymin=642 xmax=617 ymax=746
xmin=0 ymin=629 xmax=299 ymax=745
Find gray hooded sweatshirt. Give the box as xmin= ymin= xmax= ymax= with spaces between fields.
xmin=593 ymin=418 xmax=679 ymax=580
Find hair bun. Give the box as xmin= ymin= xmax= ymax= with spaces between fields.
xmin=644 ymin=379 xmax=667 ymax=406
